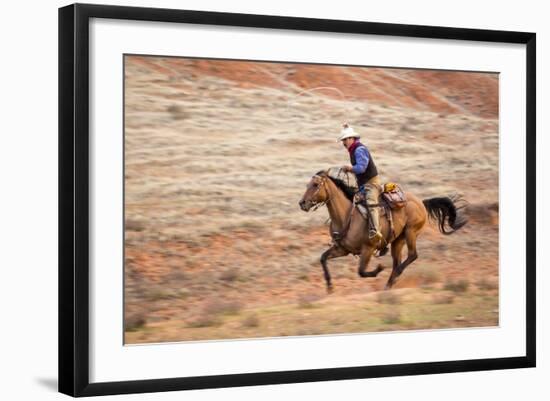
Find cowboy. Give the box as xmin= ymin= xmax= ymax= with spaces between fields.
xmin=338 ymin=123 xmax=383 ymax=242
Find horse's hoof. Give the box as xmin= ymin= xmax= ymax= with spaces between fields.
xmin=326 ymin=285 xmax=334 ymax=294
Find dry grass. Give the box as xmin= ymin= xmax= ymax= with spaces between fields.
xmin=377 ymin=291 xmax=402 ymax=305
xmin=203 ymin=299 xmax=243 ymax=316
xmin=407 ymin=265 xmax=441 ymax=287
xmin=187 ymin=315 xmax=222 ymax=328
xmin=297 ymin=294 xmax=322 ymax=309
xmin=432 ymin=293 xmax=455 ymax=304
xmin=381 ymin=311 xmax=402 ymax=324
xmin=185 ymin=300 xmax=244 ymax=329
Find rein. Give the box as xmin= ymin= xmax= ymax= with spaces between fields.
xmin=331 ymin=203 xmax=355 ymax=244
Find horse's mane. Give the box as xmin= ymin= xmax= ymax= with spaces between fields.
xmin=315 ymin=170 xmax=356 ymax=201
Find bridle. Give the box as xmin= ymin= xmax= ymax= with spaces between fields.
xmin=307 ymin=175 xmax=332 ymax=212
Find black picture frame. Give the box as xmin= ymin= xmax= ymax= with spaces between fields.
xmin=59 ymin=3 xmax=536 ymax=397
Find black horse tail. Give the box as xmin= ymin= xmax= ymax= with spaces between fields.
xmin=423 ymin=195 xmax=467 ymax=235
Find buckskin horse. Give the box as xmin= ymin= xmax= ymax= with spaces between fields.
xmin=298 ymin=169 xmax=467 ymax=292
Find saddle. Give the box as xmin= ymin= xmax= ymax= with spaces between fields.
xmin=354 ymin=182 xmax=407 ymax=243
xmin=354 ymin=182 xmax=407 ymax=215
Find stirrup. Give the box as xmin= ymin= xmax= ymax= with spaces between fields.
xmin=369 ymin=230 xmax=383 ymax=241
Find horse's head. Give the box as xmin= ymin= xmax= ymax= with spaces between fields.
xmin=299 ymin=171 xmax=330 ymax=212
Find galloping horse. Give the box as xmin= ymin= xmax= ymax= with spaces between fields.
xmin=298 ymin=169 xmax=466 ymax=292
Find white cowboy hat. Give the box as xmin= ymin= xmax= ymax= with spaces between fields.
xmin=337 ymin=123 xmax=360 ymax=142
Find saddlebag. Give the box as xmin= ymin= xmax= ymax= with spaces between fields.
xmin=382 ymin=182 xmax=407 ymax=209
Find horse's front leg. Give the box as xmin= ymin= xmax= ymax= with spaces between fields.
xmin=358 ymin=245 xmax=385 ymax=278
xmin=320 ymin=245 xmax=349 ymax=293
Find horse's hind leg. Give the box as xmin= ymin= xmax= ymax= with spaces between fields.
xmin=385 ymin=233 xmax=405 ymax=289
xmin=320 ymin=245 xmax=349 ymax=293
xmin=358 ymin=245 xmax=384 ymax=278
xmin=385 ymin=229 xmax=418 ymax=289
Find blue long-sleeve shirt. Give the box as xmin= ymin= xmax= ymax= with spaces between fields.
xmin=351 ymin=146 xmax=370 ymax=175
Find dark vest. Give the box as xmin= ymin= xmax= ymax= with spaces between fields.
xmin=350 ymin=144 xmax=378 ymax=186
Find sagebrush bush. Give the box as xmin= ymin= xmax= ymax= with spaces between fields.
xmin=219 ymin=268 xmax=239 ymax=282
xmin=382 ymin=311 xmax=401 ymax=324
xmin=125 ymin=313 xmax=146 ymax=332
xmin=241 ymin=314 xmax=260 ymax=328
xmin=476 ymin=278 xmax=498 ymax=291
xmin=444 ymin=279 xmax=469 ymax=293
